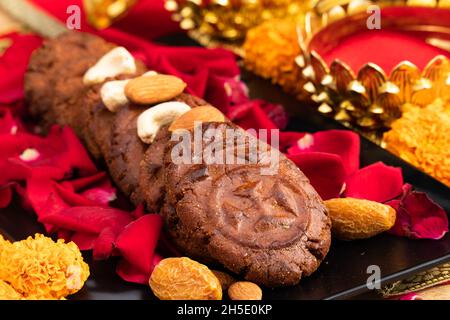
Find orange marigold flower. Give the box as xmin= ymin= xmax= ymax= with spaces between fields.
xmin=383 ymin=99 xmax=450 ymax=188
xmin=243 ymin=18 xmax=309 ymax=100
xmin=0 ymin=234 xmax=89 ymax=300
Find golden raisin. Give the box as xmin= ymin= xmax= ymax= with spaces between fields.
xmin=325 ymin=198 xmax=396 ymax=240
xmin=149 ymin=257 xmax=222 ymax=300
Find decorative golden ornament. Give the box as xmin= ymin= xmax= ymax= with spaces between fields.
xmin=165 ymin=0 xmax=314 ymax=53
xmin=295 ymin=0 xmax=450 ymax=132
xmin=382 ymin=263 xmax=450 ymax=298
xmin=83 ymin=0 xmax=137 ymax=29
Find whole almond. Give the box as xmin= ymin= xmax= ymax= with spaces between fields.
xmin=212 ymin=270 xmax=235 ymax=291
xmin=168 ymin=106 xmax=226 ymax=132
xmin=228 ymin=281 xmax=262 ymax=300
xmin=324 ymin=197 xmax=396 ymax=241
xmin=124 ymin=74 xmax=186 ymax=105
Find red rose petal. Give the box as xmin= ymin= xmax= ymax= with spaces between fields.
xmin=131 ymin=203 xmax=146 ymax=219
xmin=115 ymin=214 xmax=163 ymax=284
xmin=67 ymin=172 xmax=109 ymax=191
xmin=63 ymin=172 xmax=117 ymax=206
xmin=57 ymin=230 xmax=73 ymax=242
xmin=54 ymin=183 xmax=101 ymax=207
xmin=279 ymin=131 xmax=307 ymax=153
xmin=93 ymin=227 xmax=118 ymax=260
xmin=71 ymin=232 xmax=98 ymax=250
xmin=80 ymin=186 xmax=117 ymax=206
xmin=287 ymin=130 xmax=360 ymax=176
xmin=388 ymin=184 xmax=449 ymax=240
xmin=287 ymin=152 xmax=346 ymax=200
xmin=27 ymin=176 xmax=71 ymax=232
xmin=261 ymin=102 xmax=288 ymax=130
xmin=228 ymin=100 xmax=279 ymax=131
xmin=40 ymin=206 xmax=134 ymax=235
xmin=0 ymin=107 xmax=19 ymax=135
xmin=116 ymin=253 xmax=163 ymax=285
xmin=40 ymin=206 xmax=135 ymax=259
xmin=345 ymin=162 xmax=403 ymax=203
xmin=42 ymin=126 xmax=97 ymax=176
xmin=0 ymin=33 xmax=43 ymax=104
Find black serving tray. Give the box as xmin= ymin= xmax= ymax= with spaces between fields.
xmin=1 ymin=37 xmax=449 ymax=300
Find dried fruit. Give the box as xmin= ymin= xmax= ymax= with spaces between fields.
xmin=125 ymin=74 xmax=186 ymax=105
xmin=228 ymin=281 xmax=262 ymax=300
xmin=149 ymin=257 xmax=222 ymax=300
xmin=168 ymin=106 xmax=226 ymax=132
xmin=324 ymin=197 xmax=396 ymax=240
xmin=212 ymin=270 xmax=235 ymax=291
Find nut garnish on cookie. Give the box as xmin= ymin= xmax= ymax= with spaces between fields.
xmin=83 ymin=47 xmax=136 ymax=85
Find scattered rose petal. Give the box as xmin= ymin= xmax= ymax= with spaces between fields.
xmin=287 ymin=130 xmax=360 ymax=176
xmin=40 ymin=206 xmax=134 ymax=259
xmin=93 ymin=227 xmax=118 ymax=260
xmin=27 ymin=175 xmax=72 ymax=232
xmin=227 ymin=100 xmax=279 ymax=131
xmin=278 ymin=131 xmax=307 ymax=153
xmin=260 ymin=101 xmax=288 ymax=130
xmin=67 ymin=172 xmax=109 ymax=191
xmin=71 ymin=232 xmax=98 ymax=251
xmin=80 ymin=186 xmax=117 ymax=206
xmin=131 ymin=203 xmax=145 ymax=219
xmin=223 ymin=77 xmax=249 ymax=106
xmin=39 ymin=206 xmax=133 ymax=235
xmin=115 ymin=214 xmax=163 ymax=283
xmin=388 ymin=184 xmax=449 ymax=240
xmin=345 ymin=162 xmax=403 ymax=203
xmin=54 ymin=183 xmax=102 ymax=207
xmin=296 ymin=134 xmax=314 ymax=150
xmin=288 ymin=152 xmax=346 ymax=200
xmin=116 ymin=253 xmax=163 ymax=285
xmin=0 ymin=107 xmax=19 ymax=135
xmin=0 ymin=34 xmax=43 ymax=104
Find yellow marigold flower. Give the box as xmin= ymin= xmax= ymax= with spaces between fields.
xmin=383 ymin=99 xmax=450 ymax=188
xmin=0 ymin=234 xmax=89 ymax=300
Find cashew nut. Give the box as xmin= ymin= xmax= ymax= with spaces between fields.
xmin=83 ymin=47 xmax=136 ymax=85
xmin=100 ymin=79 xmax=130 ymax=112
xmin=137 ymin=101 xmax=191 ymax=144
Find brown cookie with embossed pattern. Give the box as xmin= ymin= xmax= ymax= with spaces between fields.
xmin=161 ymin=122 xmax=331 ymax=287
